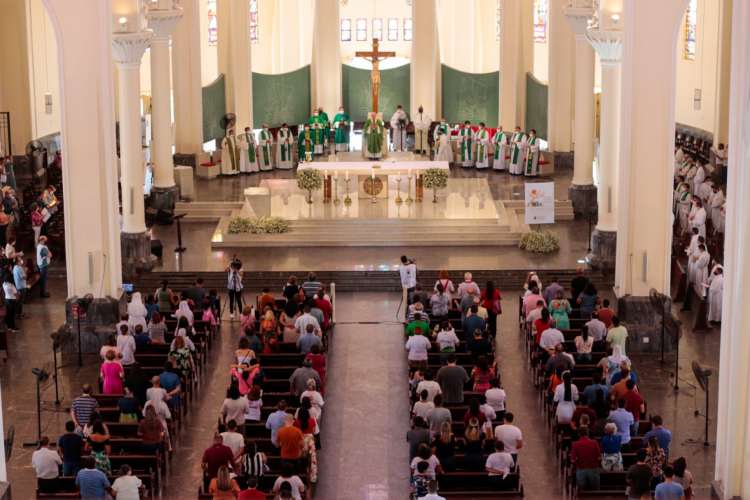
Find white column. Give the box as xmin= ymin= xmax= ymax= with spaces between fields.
xmin=547 ymin=0 xmax=574 ymax=152
xmin=498 ymin=0 xmax=520 ymax=128
xmin=563 ymin=4 xmax=595 ymax=186
xmin=586 ymin=30 xmax=621 ymax=232
xmin=172 ymin=0 xmax=204 ymax=155
xmin=229 ymin=0 xmax=253 ymax=129
xmin=147 ymin=5 xmax=183 ymax=189
xmin=312 ymin=0 xmax=341 ymax=112
xmin=410 ymin=0 xmax=437 ymax=116
xmin=113 ymin=31 xmax=153 ymax=234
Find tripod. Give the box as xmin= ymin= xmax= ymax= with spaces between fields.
xmin=221 ymin=267 xmax=245 ymax=320
xmin=23 ymin=370 xmax=54 ymax=448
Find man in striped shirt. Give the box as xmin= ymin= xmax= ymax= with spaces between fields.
xmin=71 ymin=384 xmax=99 ymax=436
xmin=76 ymin=457 xmax=111 ymax=499
xmin=301 ymin=273 xmax=321 ymax=298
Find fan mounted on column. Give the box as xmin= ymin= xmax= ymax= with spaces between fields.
xmin=74 ymin=294 xmax=94 ymax=367
xmin=219 ymin=113 xmax=237 ymax=136
xmin=648 ymin=288 xmax=673 ymax=365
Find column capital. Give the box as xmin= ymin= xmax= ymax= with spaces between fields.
xmin=563 ymin=6 xmax=594 ymax=40
xmin=112 ymin=31 xmax=154 ymax=68
xmin=586 ymin=29 xmax=622 ymax=64
xmin=146 ymin=8 xmax=184 ymax=41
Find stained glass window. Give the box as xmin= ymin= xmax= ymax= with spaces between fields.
xmin=404 ymin=18 xmax=412 ymax=41
xmin=533 ymin=0 xmax=547 ymax=43
xmin=496 ymin=0 xmax=501 ymax=41
xmin=341 ymin=19 xmax=351 ymax=41
xmin=388 ymin=18 xmax=398 ymax=41
xmin=684 ymin=0 xmax=697 ymax=60
xmin=207 ymin=0 xmax=217 ymax=46
xmin=249 ymin=0 xmax=259 ymax=44
xmin=406 ymin=0 xmax=412 ymax=5
xmin=340 ymin=0 xmax=349 ymax=5
xmin=357 ymin=18 xmax=367 ymax=41
xmin=373 ymin=19 xmax=383 ymax=41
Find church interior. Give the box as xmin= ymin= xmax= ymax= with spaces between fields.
xmin=0 ymin=0 xmax=747 ymax=498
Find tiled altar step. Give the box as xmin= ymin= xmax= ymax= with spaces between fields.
xmin=503 ymin=199 xmax=575 ymax=221
xmin=175 ymin=202 xmax=242 ymax=222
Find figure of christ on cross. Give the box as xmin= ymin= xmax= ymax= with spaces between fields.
xmin=355 ymin=39 xmax=396 ymax=113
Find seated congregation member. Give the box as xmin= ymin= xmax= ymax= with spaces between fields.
xmin=571 ymin=426 xmax=602 ymax=491
xmin=436 ymin=353 xmax=469 ymax=406
xmin=209 ymin=465 xmax=241 ymax=499
xmin=430 ymin=421 xmax=458 ymax=472
xmin=32 ymin=436 xmax=61 ymax=493
xmin=408 ymin=416 xmax=432 ymax=462
xmin=463 ymin=418 xmax=487 ymax=472
xmin=410 ymin=443 xmax=442 ymax=480
xmin=485 ymin=440 xmax=515 ymax=491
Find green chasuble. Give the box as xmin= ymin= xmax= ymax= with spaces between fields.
xmin=333 ymin=113 xmax=350 ymax=144
xmin=223 ymin=135 xmax=240 ymax=173
xmin=459 ymin=128 xmax=473 ymax=162
xmin=298 ymin=131 xmax=315 ymax=162
xmin=510 ymin=132 xmax=526 ymax=164
xmin=259 ymin=130 xmax=273 ymax=166
xmin=492 ymin=132 xmax=504 ymax=159
xmin=278 ymin=129 xmax=293 ymax=163
xmin=307 ymin=116 xmax=326 ymax=146
xmin=319 ymin=111 xmax=330 ymax=140
xmin=363 ymin=118 xmax=384 ymax=156
xmin=241 ymin=133 xmax=256 ymax=162
xmin=435 ymin=123 xmax=449 ymax=138
xmin=476 ymin=129 xmax=488 ymax=160
xmin=526 ymin=135 xmax=538 ymax=174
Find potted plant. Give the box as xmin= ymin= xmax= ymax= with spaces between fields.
xmin=422 ymin=168 xmax=448 ymax=203
xmin=297 ymin=168 xmax=323 ymax=204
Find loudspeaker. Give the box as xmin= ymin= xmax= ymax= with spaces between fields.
xmin=151 ymin=239 xmax=163 ymax=257
xmin=155 ymin=209 xmax=174 ymax=226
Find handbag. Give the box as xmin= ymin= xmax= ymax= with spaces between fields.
xmin=491 ymin=293 xmax=502 ymax=315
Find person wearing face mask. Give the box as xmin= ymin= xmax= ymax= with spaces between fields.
xmin=434 ymin=118 xmax=449 ymax=140
xmin=258 ymin=124 xmax=274 ymax=171
xmin=333 ymin=108 xmax=350 ymax=153
xmin=221 ymin=129 xmax=241 ymax=175
xmin=508 ymin=126 xmax=527 ymax=175
xmin=276 ymin=123 xmax=294 ymax=169
xmin=389 ymin=105 xmax=410 ymax=152
xmin=492 ymin=127 xmax=507 ymax=170
xmin=238 ymin=127 xmax=259 ymax=173
xmin=693 ymin=244 xmax=710 ymax=293
xmin=458 ymin=121 xmax=474 ymax=167
xmin=688 ymin=200 xmax=707 ymax=239
xmin=317 ymin=106 xmax=331 ymax=147
xmin=412 ymin=105 xmax=432 ymax=155
xmin=706 ymin=262 xmax=723 ymax=322
xmin=474 ymin=123 xmax=490 ymax=169
xmin=307 ymin=110 xmax=326 ymax=156
xmin=524 ymin=129 xmax=541 ymax=176
xmin=364 ymin=112 xmax=385 ymax=159
xmin=298 ymin=125 xmax=315 ymax=163
xmin=709 ymin=184 xmax=725 ymax=224
xmin=434 ymin=124 xmax=453 ymax=163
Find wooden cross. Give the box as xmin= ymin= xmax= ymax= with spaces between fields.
xmin=355 ymin=38 xmax=395 ymax=113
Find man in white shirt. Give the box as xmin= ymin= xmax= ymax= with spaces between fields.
xmin=416 ymin=372 xmax=442 ymax=402
xmin=539 ymin=319 xmax=565 ymax=355
xmin=405 ymin=328 xmax=431 ymax=367
xmin=494 ymin=412 xmax=523 ymax=467
xmin=584 ymin=312 xmax=607 ymax=342
xmin=526 ymin=300 xmax=545 ymax=326
xmin=399 ymin=255 xmax=418 ymax=293
xmin=485 ymin=378 xmax=507 ymax=415
xmin=486 ymin=441 xmax=516 ymax=491
xmin=220 ymin=420 xmax=245 ymax=470
xmin=32 ymin=436 xmax=62 ymax=493
xmin=294 ymin=305 xmax=322 ymax=338
xmin=419 ymin=481 xmax=447 ymax=500
xmin=457 ymin=273 xmax=479 ymax=300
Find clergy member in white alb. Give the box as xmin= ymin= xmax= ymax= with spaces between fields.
xmin=686 ymin=228 xmax=700 ymax=284
xmin=435 ymin=128 xmax=453 ymax=163
xmin=221 ymin=129 xmax=240 ymax=176
xmin=474 ymin=123 xmax=490 ymax=169
xmin=458 ymin=121 xmax=474 ymax=168
xmin=710 ymin=185 xmax=725 ymax=224
xmin=412 ymin=105 xmax=431 ymax=155
xmin=276 ymin=123 xmax=294 ymax=169
xmin=693 ymin=244 xmax=710 ymax=293
xmin=525 ymin=129 xmax=541 ymax=176
xmin=492 ymin=127 xmax=507 ymax=170
xmin=693 ymin=159 xmax=706 ymax=196
xmin=508 ymin=126 xmax=527 ymax=175
xmin=390 ymin=105 xmax=409 ymax=152
xmin=706 ymin=266 xmax=723 ymax=322
xmin=674 ymin=146 xmax=684 ymax=178
xmin=257 ymin=124 xmax=274 ymax=171
xmin=689 ymin=200 xmax=707 ymax=239
xmin=238 ymin=127 xmax=259 ymax=173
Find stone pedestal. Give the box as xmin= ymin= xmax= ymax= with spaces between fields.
xmin=121 ymin=231 xmax=157 ymax=278
xmin=149 ymin=185 xmax=180 ymax=211
xmin=174 ymin=151 xmax=211 ymax=169
xmin=615 ymin=294 xmax=674 ymax=354
xmin=65 ymin=294 xmax=125 ymax=327
xmin=568 ymin=184 xmax=598 ymax=216
xmin=587 ymin=229 xmax=617 ymax=273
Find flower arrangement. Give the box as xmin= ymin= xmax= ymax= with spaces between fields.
xmin=297 ymin=169 xmax=323 ymax=191
xmin=422 ymin=168 xmax=448 ymax=190
xmin=227 ymin=216 xmax=290 ymax=235
xmin=518 ymin=230 xmax=560 ymax=253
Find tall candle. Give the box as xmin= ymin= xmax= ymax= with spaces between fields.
xmin=371 ymin=168 xmax=375 ymax=180
xmin=398 ymin=171 xmax=401 ymax=180
xmin=408 ymin=168 xmax=412 ymax=176
xmin=324 ymin=169 xmax=328 ymax=178
xmin=334 ymin=170 xmax=338 ymax=180
xmin=345 ymin=170 xmax=349 ymax=181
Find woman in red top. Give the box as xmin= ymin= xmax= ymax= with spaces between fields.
xmin=305 ymin=343 xmax=326 ymax=395
xmin=293 ymin=407 xmax=317 ymax=435
xmin=534 ymin=308 xmax=551 ymax=345
xmin=463 ymin=398 xmax=487 ymax=428
xmin=480 ymin=281 xmax=501 ymax=337
xmin=314 ymin=290 xmax=333 ymax=328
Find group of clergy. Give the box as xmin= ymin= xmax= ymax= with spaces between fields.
xmin=685 ymin=226 xmax=724 ymax=322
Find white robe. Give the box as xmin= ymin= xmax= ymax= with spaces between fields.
xmin=492 ymin=132 xmax=507 ymax=170
xmin=435 ymin=134 xmax=453 ymax=163
xmin=221 ymin=135 xmax=240 ymax=175
xmin=693 ymin=166 xmax=705 ymax=196
xmin=694 ymin=251 xmax=710 ymax=294
xmin=685 ymin=165 xmax=697 ymax=193
xmin=679 ymin=197 xmax=693 ymax=232
xmin=412 ymin=112 xmax=432 ymax=153
xmin=689 ymin=207 xmax=707 ymax=239
xmin=390 ymin=110 xmax=409 ymax=151
xmin=508 ymin=132 xmax=527 ymax=175
xmin=239 ymin=133 xmax=259 ymax=173
xmin=525 ymin=136 xmax=541 ymax=176
xmin=474 ymin=129 xmax=491 ymax=169
xmin=710 ymin=191 xmax=725 ymax=226
xmin=687 ymin=235 xmax=699 ymax=284
xmin=276 ymin=129 xmax=294 ymax=169
xmin=257 ymin=130 xmax=274 ymax=170
xmin=674 ymin=148 xmax=684 ymax=177
xmin=707 ymin=273 xmax=723 ymax=322
xmin=458 ymin=128 xmax=474 ymax=167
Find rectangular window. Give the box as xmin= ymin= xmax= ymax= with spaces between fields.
xmin=249 ymin=0 xmax=259 ymax=44
xmin=341 ymin=19 xmax=352 ymax=41
xmin=496 ymin=0 xmax=501 ymax=41
xmin=684 ymin=0 xmax=697 ymax=60
xmin=404 ymin=18 xmax=412 ymax=41
xmin=533 ymin=0 xmax=547 ymax=43
xmin=357 ymin=18 xmax=367 ymax=41
xmin=388 ymin=18 xmax=398 ymax=41
xmin=373 ymin=19 xmax=383 ymax=41
xmin=207 ymin=0 xmax=217 ymax=46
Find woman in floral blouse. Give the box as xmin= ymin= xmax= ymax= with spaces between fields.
xmin=30 ymin=202 xmax=44 ymax=247
xmin=470 ymin=355 xmax=496 ymax=393
xmin=645 ymin=435 xmax=666 ymax=490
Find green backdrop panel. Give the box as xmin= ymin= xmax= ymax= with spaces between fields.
xmin=342 ymin=64 xmax=410 ymax=122
xmin=202 ymin=74 xmax=226 ymax=144
xmin=440 ymin=65 xmax=499 ymax=126
xmin=525 ymin=72 xmax=548 ymax=140
xmin=252 ymin=65 xmax=311 ymax=128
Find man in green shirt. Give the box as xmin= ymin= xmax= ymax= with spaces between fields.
xmin=605 ymin=316 xmax=629 ymax=355
xmin=406 ymin=312 xmax=431 ymax=337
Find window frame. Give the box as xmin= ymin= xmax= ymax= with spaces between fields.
xmin=403 ymin=18 xmax=413 ymax=41
xmin=388 ymin=18 xmax=398 ymax=41
xmin=356 ymin=18 xmax=367 ymax=41
xmin=341 ymin=19 xmax=352 ymax=42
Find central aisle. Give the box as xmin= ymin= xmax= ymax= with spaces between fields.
xmin=314 ymin=292 xmax=411 ymax=499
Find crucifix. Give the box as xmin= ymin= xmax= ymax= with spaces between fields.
xmin=355 ymin=38 xmax=395 ymax=113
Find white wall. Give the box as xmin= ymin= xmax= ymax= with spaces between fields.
xmin=0 ymin=0 xmax=32 ymax=151
xmin=25 ymin=0 xmax=60 ymax=139
xmin=437 ymin=0 xmax=498 ymax=73
xmin=339 ymin=0 xmax=412 ymax=62
xmin=533 ymin=38 xmax=549 ymax=83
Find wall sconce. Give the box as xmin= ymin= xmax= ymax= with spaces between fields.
xmin=45 ymin=93 xmax=52 ymax=115
xmin=119 ymin=17 xmax=128 ymax=32
xmin=611 ymin=14 xmax=620 ymax=29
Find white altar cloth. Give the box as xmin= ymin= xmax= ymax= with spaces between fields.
xmin=297 ymin=161 xmax=450 ymax=177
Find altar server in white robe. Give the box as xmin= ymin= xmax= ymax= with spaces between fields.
xmin=458 ymin=122 xmax=474 ymax=167
xmin=474 ymin=123 xmax=491 ymax=169
xmin=686 ymin=228 xmax=700 ymax=283
xmin=525 ymin=129 xmax=541 ymax=176
xmin=693 ymin=159 xmax=706 ymax=196
xmin=238 ymin=127 xmax=259 ymax=173
xmin=276 ymin=123 xmax=294 ymax=169
xmin=674 ymin=146 xmax=684 ymax=178
xmin=710 ymin=186 xmax=725 ymax=226
xmin=693 ymin=244 xmax=710 ymax=292
xmin=435 ymin=128 xmax=454 ymax=163
xmin=412 ymin=106 xmax=432 ymax=155
xmin=689 ymin=200 xmax=707 ymax=239
xmin=492 ymin=127 xmax=507 ymax=171
xmin=221 ymin=129 xmax=240 ymax=176
xmin=390 ymin=105 xmax=409 ymax=152
xmin=508 ymin=127 xmax=527 ymax=175
xmin=706 ymin=266 xmax=724 ymax=322
xmin=257 ymin=125 xmax=274 ymax=171
xmin=434 ymin=119 xmax=449 ymax=141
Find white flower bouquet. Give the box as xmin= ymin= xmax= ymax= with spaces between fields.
xmin=227 ymin=216 xmax=290 ymax=235
xmin=518 ymin=230 xmax=560 ymax=253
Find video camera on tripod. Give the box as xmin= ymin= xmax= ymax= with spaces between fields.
xmin=223 ymin=255 xmax=245 ymax=319
xmin=230 ymin=254 xmax=242 ymax=271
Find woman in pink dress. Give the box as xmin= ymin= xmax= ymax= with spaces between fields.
xmin=305 ymin=344 xmax=326 ymax=395
xmin=101 ymin=350 xmax=124 ymax=394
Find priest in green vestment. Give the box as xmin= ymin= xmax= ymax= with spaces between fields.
xmin=458 ymin=121 xmax=474 ymax=168
xmin=333 ymin=107 xmax=350 ymax=153
xmin=508 ymin=126 xmax=527 ymax=175
xmin=258 ymin=124 xmax=274 ymax=171
xmin=317 ymin=106 xmax=330 ymax=143
xmin=239 ymin=126 xmax=258 ymax=173
xmin=298 ymin=124 xmax=315 ymax=163
xmin=363 ymin=112 xmax=384 ymax=159
xmin=221 ymin=129 xmax=240 ymax=175
xmin=276 ymin=123 xmax=294 ymax=169
xmin=308 ymin=111 xmax=327 ymax=155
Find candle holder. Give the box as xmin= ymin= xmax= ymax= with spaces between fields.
xmin=416 ymin=174 xmax=423 ymax=203
xmin=333 ymin=178 xmax=341 ymax=205
xmin=395 ymin=178 xmax=403 ymax=204
xmin=344 ymin=179 xmax=352 ymax=204
xmin=406 ymin=175 xmax=414 ymax=205
xmin=323 ymin=175 xmax=330 ymax=203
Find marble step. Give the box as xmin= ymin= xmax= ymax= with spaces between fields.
xmin=212 ymin=232 xmax=522 ymax=247
xmin=284 ymin=225 xmax=515 ymax=234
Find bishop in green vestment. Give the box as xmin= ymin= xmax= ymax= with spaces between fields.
xmin=363 ymin=112 xmax=384 ymax=159
xmin=333 ymin=107 xmax=350 ymax=153
xmin=308 ymin=111 xmax=327 ymax=155
xmin=298 ymin=125 xmax=315 ymax=163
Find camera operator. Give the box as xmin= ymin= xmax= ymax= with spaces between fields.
xmin=399 ymin=255 xmax=417 ymax=294
xmin=225 ymin=257 xmax=244 ymax=319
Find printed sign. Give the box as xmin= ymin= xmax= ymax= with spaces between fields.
xmin=524 ymin=182 xmax=555 ymax=225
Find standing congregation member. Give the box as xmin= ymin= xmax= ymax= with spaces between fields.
xmin=524 ymin=129 xmax=541 ymax=176
xmin=277 ymin=414 xmax=305 ymax=473
xmin=436 ymin=353 xmax=469 ymax=406
xmin=508 ymin=126 xmax=527 ymax=175
xmin=238 ymin=127 xmax=258 ymax=173
xmin=276 ymin=123 xmax=294 ymax=169
xmin=3 ymin=274 xmax=19 ymax=331
xmin=485 ymin=440 xmax=515 ymax=491
xmin=492 ymin=126 xmax=507 ymax=170
xmin=474 ymin=123 xmax=490 ymax=169
xmin=549 ymin=289 xmax=573 ymax=330
xmin=571 ymin=427 xmax=602 ymax=491
xmin=202 ymin=435 xmax=234 ymax=480
xmin=37 ymin=235 xmax=51 ymax=298
xmin=390 ymin=105 xmax=409 ymax=152
xmin=32 ymin=436 xmax=61 ymax=493
xmin=225 ymin=259 xmax=244 ymax=320
xmin=76 ymin=457 xmax=111 ymax=499
xmin=221 ymin=129 xmax=240 ymax=175
xmin=458 ymin=121 xmax=474 ymax=167
xmin=30 ymin=202 xmax=43 ymax=247
xmin=399 ymin=255 xmax=418 ymax=294
xmin=412 ymin=105 xmax=431 ymax=155
xmin=457 ymin=272 xmax=479 ymax=300
xmin=71 ymin=384 xmax=99 ymax=436
xmin=58 ymin=421 xmax=84 ymax=476
xmin=258 ymin=124 xmax=274 ymax=170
